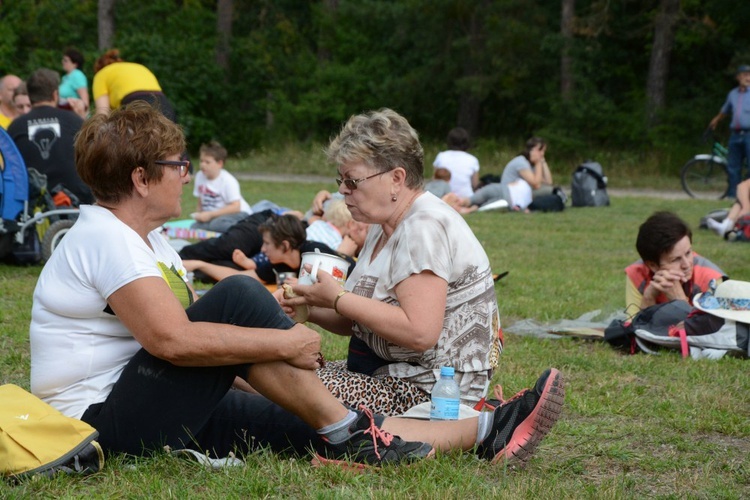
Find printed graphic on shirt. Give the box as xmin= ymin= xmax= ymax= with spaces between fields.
xmin=197 ymin=186 xmax=224 ymax=212
xmin=27 ymin=118 xmax=61 ymax=160
xmin=157 ymin=261 xmax=194 ymax=308
xmin=351 ymin=265 xmax=500 ymax=370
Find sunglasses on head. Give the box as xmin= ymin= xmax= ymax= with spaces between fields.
xmin=335 ymin=170 xmax=388 ymax=190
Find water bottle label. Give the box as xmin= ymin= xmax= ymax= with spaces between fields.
xmin=430 ymin=396 xmax=459 ymax=420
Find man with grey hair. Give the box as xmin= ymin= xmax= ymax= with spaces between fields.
xmin=8 ymin=68 xmax=93 ymax=204
xmin=0 ymin=74 xmax=22 ymax=129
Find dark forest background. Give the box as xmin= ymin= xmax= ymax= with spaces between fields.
xmin=2 ymin=0 xmax=749 ymax=164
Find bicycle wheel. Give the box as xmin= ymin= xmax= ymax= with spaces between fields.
xmin=680 ymin=157 xmax=728 ymax=199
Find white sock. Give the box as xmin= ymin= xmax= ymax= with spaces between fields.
xmin=707 ymin=217 xmax=733 ymax=236
xmin=476 ymin=411 xmax=493 ymax=444
xmin=317 ymin=410 xmax=358 ymax=444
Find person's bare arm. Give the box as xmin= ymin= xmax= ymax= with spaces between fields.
xmin=709 ymin=112 xmax=726 ymax=130
xmin=538 ymin=159 xmax=553 ymax=185
xmin=291 ymin=271 xmax=447 ymax=352
xmin=471 ymin=171 xmax=480 ymax=190
xmin=192 ymin=200 xmax=241 ymax=222
xmin=336 ymin=235 xmax=358 ymax=256
xmin=640 ymin=270 xmax=688 ymax=309
xmin=183 ymin=259 xmax=263 ymax=283
xmin=76 ymin=87 xmax=90 ymax=112
xmin=311 ymin=190 xmax=332 ymax=217
xmin=94 ymin=95 xmax=110 ymax=115
xmin=67 ymin=98 xmax=88 ymax=119
xmin=107 ymin=276 xmax=321 ymax=369
xmin=518 ymin=165 xmax=544 ymax=190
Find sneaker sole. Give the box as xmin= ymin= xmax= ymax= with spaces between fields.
xmin=311 ymin=447 xmax=436 ymax=472
xmin=492 ymin=368 xmax=565 ymax=466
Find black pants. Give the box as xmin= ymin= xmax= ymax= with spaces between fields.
xmin=178 ymin=210 xmax=274 ymax=268
xmin=121 ymin=91 xmax=177 ymax=123
xmin=81 ymin=275 xmax=319 ymax=458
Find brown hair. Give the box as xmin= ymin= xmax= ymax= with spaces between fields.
xmin=636 ymin=211 xmax=692 ymax=265
xmin=75 ymin=101 xmax=185 ymax=204
xmin=199 ymin=140 xmax=228 ymax=163
xmin=446 ymin=127 xmax=471 ymax=151
xmin=433 ymin=167 xmax=451 ymax=181
xmin=63 ymin=47 xmax=85 ymax=69
xmin=94 ymin=49 xmax=123 ymax=73
xmin=258 ymin=214 xmax=307 ymax=250
xmin=26 ymin=68 xmax=59 ymax=104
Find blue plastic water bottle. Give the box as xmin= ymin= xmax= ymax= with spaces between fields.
xmin=430 ymin=366 xmax=460 ymax=421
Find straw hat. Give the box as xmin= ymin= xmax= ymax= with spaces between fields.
xmin=693 ymin=279 xmax=750 ymax=323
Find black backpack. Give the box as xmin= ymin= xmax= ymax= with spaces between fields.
xmin=528 ymin=187 xmax=567 ymax=212
xmin=571 ymin=161 xmax=609 ymax=207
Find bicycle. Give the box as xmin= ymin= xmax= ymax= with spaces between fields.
xmin=680 ymin=131 xmax=729 ymax=199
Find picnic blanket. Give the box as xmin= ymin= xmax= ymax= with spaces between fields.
xmin=505 ymin=309 xmax=627 ymax=340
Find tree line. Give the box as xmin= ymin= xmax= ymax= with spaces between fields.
xmin=1 ymin=0 xmax=749 ymax=161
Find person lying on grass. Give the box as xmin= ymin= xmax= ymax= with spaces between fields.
xmin=29 ymin=101 xmax=565 ymax=470
xmin=625 ymin=211 xmax=726 ymax=317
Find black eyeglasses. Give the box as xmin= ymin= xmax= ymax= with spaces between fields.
xmin=155 ymin=160 xmax=191 ymax=177
xmin=335 ymin=170 xmax=388 ymax=190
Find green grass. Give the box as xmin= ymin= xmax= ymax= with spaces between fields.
xmin=228 ymin=139 xmax=695 ymax=192
xmin=2 ymin=180 xmax=749 ymax=498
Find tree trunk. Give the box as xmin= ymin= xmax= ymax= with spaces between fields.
xmin=318 ymin=0 xmax=339 ymax=62
xmin=646 ymin=0 xmax=681 ymax=128
xmin=456 ymin=1 xmax=490 ymax=138
xmin=560 ymin=0 xmax=575 ymax=101
xmin=216 ymin=0 xmax=233 ymax=71
xmin=98 ymin=0 xmax=116 ymax=51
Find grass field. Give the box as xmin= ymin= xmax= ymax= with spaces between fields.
xmin=1 ymin=177 xmax=748 ymax=498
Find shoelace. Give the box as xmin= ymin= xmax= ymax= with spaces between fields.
xmin=358 ymin=405 xmax=392 ymax=461
xmin=494 ymin=385 xmax=528 ymax=405
xmin=478 ymin=385 xmax=529 ymax=411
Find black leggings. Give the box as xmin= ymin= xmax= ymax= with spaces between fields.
xmin=81 ymin=275 xmax=319 ymax=458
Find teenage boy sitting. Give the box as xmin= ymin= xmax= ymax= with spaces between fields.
xmin=191 ymin=141 xmax=252 ymax=233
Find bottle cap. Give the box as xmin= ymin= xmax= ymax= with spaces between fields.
xmin=440 ymin=366 xmax=455 ymax=377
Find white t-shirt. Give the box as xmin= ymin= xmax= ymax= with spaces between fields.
xmin=30 ymin=205 xmax=191 ymax=418
xmin=306 ymin=220 xmax=342 ymax=250
xmin=345 ymin=193 xmax=502 ymax=405
xmin=193 ymin=170 xmax=251 ymax=214
xmin=432 ymin=150 xmax=480 ymax=198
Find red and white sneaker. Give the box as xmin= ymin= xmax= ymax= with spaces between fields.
xmin=476 ymin=368 xmax=565 ymax=466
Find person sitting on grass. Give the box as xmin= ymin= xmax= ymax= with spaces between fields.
xmin=283 ymin=108 xmax=522 ymax=417
xmin=424 ymin=167 xmax=453 ymax=199
xmin=706 ymin=178 xmax=750 ymax=237
xmin=29 ymin=101 xmax=565 ymax=469
xmin=432 ymin=127 xmax=480 ymax=197
xmin=625 ymin=211 xmax=726 ymax=317
xmin=304 ymin=198 xmax=369 ymax=257
xmin=190 ymin=140 xmax=253 ymax=233
xmin=182 ymin=213 xmax=358 ymax=285
xmin=444 ymin=137 xmax=552 ymax=214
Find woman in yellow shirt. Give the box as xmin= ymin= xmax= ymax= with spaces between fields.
xmin=92 ymin=49 xmax=176 ymax=122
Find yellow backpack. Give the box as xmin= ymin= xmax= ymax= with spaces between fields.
xmin=0 ymin=384 xmax=104 ymax=481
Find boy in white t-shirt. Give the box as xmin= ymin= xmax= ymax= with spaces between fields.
xmin=191 ymin=141 xmax=252 ymax=232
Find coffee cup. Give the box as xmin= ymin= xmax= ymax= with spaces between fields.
xmin=298 ymin=251 xmax=349 ymax=285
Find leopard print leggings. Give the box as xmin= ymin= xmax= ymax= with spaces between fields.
xmin=316 ymin=360 xmax=430 ymax=416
